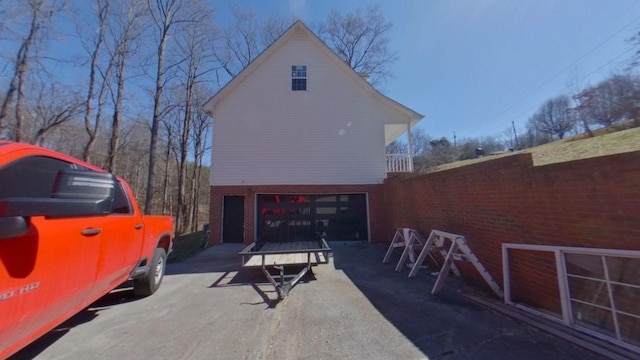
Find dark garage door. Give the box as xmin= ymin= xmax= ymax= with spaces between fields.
xmin=257 ymin=194 xmax=368 ymax=242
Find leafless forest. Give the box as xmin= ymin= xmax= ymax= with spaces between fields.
xmin=0 ymin=1 xmax=401 ymax=234
xmin=1 ymin=1 xmax=639 ymax=232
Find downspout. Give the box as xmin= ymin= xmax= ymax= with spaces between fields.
xmin=406 ymin=121 xmax=414 ymax=172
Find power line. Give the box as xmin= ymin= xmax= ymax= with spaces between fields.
xmin=483 ymin=11 xmax=640 ymax=133
xmin=504 ymin=47 xmax=637 ymax=132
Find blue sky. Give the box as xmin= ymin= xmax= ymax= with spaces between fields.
xmin=213 ymin=0 xmax=640 ymax=142
xmin=4 ymin=0 xmax=639 ymax=144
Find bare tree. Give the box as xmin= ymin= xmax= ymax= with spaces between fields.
xmin=117 ymin=120 xmax=150 ymax=196
xmin=78 ymin=0 xmax=110 ymax=162
xmin=317 ymin=6 xmax=395 ymax=87
xmin=385 ymin=140 xmax=407 ymax=154
xmin=385 ymin=127 xmax=432 ymax=159
xmin=386 ymin=127 xmax=432 ymax=173
xmin=574 ymin=74 xmax=640 ymax=128
xmin=385 ymin=127 xmax=431 ymax=156
xmin=414 ymin=137 xmax=461 ymax=173
xmin=566 ymin=72 xmax=594 ymax=138
xmin=27 ymin=82 xmax=85 ymax=145
xmin=145 ymin=0 xmax=204 ymax=214
xmin=529 ymin=95 xmax=575 ymax=140
xmin=214 ymin=6 xmax=259 ymax=78
xmin=160 ymin=118 xmax=177 ymax=214
xmin=261 ymin=13 xmax=293 ymax=46
xmin=105 ymin=0 xmax=144 ymax=173
xmin=0 ymin=0 xmax=62 ymax=141
xmin=171 ymin=8 xmax=216 ymax=233
xmin=187 ymin=86 xmax=211 ymax=232
xmin=214 ymin=6 xmax=290 ymax=79
xmin=410 ymin=127 xmax=432 ymax=157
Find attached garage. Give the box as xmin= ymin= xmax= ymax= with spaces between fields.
xmin=257 ymin=194 xmax=368 ymax=242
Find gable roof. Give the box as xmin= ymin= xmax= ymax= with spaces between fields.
xmin=202 ymin=20 xmax=424 ymax=126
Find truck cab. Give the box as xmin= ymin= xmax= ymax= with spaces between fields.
xmin=0 ymin=142 xmax=174 ymax=359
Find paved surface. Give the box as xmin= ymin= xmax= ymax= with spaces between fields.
xmin=12 ymin=243 xmax=604 ymax=360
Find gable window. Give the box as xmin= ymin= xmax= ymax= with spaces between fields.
xmin=291 ymin=65 xmax=307 ymax=91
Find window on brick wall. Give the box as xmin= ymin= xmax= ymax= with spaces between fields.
xmin=503 ymin=244 xmax=640 ymax=352
xmin=291 ymin=65 xmax=307 ymax=91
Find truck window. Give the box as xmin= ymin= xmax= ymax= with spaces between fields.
xmin=0 ymin=156 xmax=77 ymax=199
xmin=111 ymin=182 xmax=132 ymax=214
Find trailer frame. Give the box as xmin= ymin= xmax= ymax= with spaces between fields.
xmin=239 ymin=239 xmax=332 ymax=299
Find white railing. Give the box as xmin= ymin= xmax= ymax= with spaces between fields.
xmin=386 ymin=153 xmax=413 ymax=173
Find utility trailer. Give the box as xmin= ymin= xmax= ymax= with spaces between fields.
xmin=239 ymin=238 xmax=332 ymax=299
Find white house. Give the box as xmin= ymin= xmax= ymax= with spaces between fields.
xmin=203 ymin=20 xmax=423 ymax=245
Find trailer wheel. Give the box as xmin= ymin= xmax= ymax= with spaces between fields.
xmin=133 ymin=248 xmax=166 ymax=297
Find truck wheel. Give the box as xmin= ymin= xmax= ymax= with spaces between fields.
xmin=133 ymin=248 xmax=166 ymax=297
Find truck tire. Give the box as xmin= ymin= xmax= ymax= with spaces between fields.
xmin=133 ymin=248 xmax=166 ymax=297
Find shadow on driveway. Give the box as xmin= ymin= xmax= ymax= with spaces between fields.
xmin=11 ymin=242 xmax=605 ymax=360
xmin=168 ymin=243 xmax=318 ymax=307
xmin=9 ymin=284 xmax=138 ymax=360
xmin=329 ymin=241 xmax=603 ymax=360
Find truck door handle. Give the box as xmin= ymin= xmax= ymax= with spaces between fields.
xmin=81 ymin=228 xmax=102 ymax=236
xmin=134 ymin=224 xmax=143 ymax=230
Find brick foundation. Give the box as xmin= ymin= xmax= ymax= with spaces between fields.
xmin=208 ymin=184 xmax=385 ymax=245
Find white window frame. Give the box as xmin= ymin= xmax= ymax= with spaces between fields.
xmin=502 ymin=243 xmax=640 ymax=353
xmin=291 ymin=65 xmax=307 ymax=91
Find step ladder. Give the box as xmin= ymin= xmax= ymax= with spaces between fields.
xmin=392 ymin=229 xmax=442 ymax=276
xmin=407 ymin=229 xmax=503 ymax=298
xmin=409 ymin=230 xmax=504 ymax=299
xmin=382 ymin=228 xmax=426 ymax=271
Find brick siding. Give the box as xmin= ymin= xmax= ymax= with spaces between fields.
xmin=384 ymin=151 xmax=640 ymax=313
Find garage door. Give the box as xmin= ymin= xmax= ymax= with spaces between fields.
xmin=257 ymin=194 xmax=368 ymax=242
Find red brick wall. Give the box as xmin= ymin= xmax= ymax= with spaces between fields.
xmin=384 ymin=151 xmax=640 ymax=312
xmin=208 ymin=184 xmax=385 ymax=245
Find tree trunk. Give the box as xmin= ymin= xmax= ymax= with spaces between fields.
xmin=145 ymin=24 xmax=169 ymax=215
xmin=189 ymin=156 xmax=201 ymax=233
xmin=0 ymin=74 xmax=18 ymax=135
xmin=0 ymin=1 xmax=41 ymax=136
xmin=14 ymin=65 xmax=26 ymax=142
xmin=82 ymin=1 xmax=109 ymax=162
xmin=176 ymin=78 xmax=194 ymax=233
xmin=162 ymin=136 xmax=171 ymax=214
xmin=582 ymin=119 xmax=594 ymax=138
xmin=106 ymin=58 xmax=126 ymax=173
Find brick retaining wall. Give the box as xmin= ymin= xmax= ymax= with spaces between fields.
xmin=384 ymin=151 xmax=640 ymax=312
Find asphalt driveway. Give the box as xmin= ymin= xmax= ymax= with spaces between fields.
xmin=12 ymin=243 xmax=603 ymax=360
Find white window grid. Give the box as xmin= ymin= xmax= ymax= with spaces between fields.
xmin=502 ymin=243 xmax=640 ymax=353
xmin=291 ymin=65 xmax=307 ymax=91
xmin=291 ymin=65 xmax=307 ymax=78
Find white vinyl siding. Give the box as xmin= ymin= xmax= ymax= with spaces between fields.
xmin=210 ymin=30 xmax=411 ymax=186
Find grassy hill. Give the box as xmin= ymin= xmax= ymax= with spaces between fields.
xmin=433 ymin=122 xmax=640 ymax=172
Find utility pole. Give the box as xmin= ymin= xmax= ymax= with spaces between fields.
xmin=511 ymin=121 xmax=519 ymax=150
xmin=453 ymin=131 xmax=457 ymax=147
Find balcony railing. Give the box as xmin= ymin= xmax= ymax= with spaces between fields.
xmin=386 ymin=153 xmax=413 ymax=173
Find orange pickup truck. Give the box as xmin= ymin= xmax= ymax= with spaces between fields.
xmin=0 ymin=141 xmax=174 ymax=359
